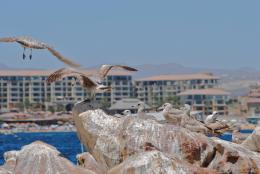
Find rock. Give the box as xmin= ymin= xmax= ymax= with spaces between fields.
xmin=77 ymin=152 xmax=106 ymax=174
xmin=108 ymin=150 xmax=217 ymax=174
xmin=232 ymin=131 xmax=249 ymax=144
xmin=73 ymin=107 xmax=215 ymax=169
xmin=73 ymin=102 xmax=260 ymax=173
xmin=240 ymin=124 xmax=256 ymax=130
xmin=180 ymin=115 xmax=210 ymax=134
xmin=0 ymin=168 xmax=11 ymax=174
xmin=209 ymin=138 xmax=260 ymax=174
xmin=2 ymin=151 xmax=19 ymax=172
xmin=206 ymin=121 xmax=230 ymax=135
xmin=242 ymin=126 xmax=260 ymax=152
xmin=0 ymin=141 xmax=94 ymax=174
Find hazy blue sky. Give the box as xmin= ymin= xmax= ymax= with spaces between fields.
xmin=0 ymin=1 xmax=259 ymax=69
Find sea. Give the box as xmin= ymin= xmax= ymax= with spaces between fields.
xmin=0 ymin=132 xmax=83 ymax=165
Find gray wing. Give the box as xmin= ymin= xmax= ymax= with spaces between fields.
xmin=47 ymin=68 xmax=80 ymax=83
xmin=99 ymin=65 xmax=138 ymax=79
xmin=0 ymin=37 xmax=17 ymax=42
xmin=46 ymin=46 xmax=80 ymax=68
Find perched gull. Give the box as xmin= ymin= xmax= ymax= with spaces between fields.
xmin=122 ymin=110 xmax=132 ymax=116
xmin=204 ymin=111 xmax=230 ymax=134
xmin=113 ymin=110 xmax=132 ymax=118
xmin=0 ymin=36 xmax=80 ymax=68
xmin=158 ymin=103 xmax=183 ymax=124
xmin=158 ymin=103 xmax=210 ymax=133
xmin=47 ymin=68 xmax=111 ymax=99
xmin=205 ymin=111 xmax=219 ymax=124
xmin=133 ymin=102 xmax=157 ymax=120
xmin=180 ymin=104 xmax=191 ymax=116
xmin=135 ymin=102 xmax=146 ymax=117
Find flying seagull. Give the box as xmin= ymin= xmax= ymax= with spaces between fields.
xmin=47 ymin=68 xmax=111 ymax=98
xmin=0 ymin=36 xmax=80 ymax=68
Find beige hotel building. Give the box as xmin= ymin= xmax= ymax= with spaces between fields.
xmin=0 ymin=69 xmax=134 ymax=111
xmin=135 ymin=73 xmax=229 ymax=115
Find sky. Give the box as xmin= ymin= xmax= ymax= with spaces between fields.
xmin=0 ymin=0 xmax=259 ymax=70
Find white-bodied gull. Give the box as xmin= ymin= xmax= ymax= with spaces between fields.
xmin=47 ymin=68 xmax=111 ymax=99
xmin=0 ymin=36 xmax=80 ymax=68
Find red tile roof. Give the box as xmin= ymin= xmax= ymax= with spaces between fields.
xmin=137 ymin=73 xmax=218 ymax=81
xmin=0 ymin=69 xmax=133 ymax=76
xmin=178 ymin=88 xmax=229 ymax=96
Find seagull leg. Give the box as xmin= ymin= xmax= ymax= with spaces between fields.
xmin=23 ymin=48 xmax=26 ymax=60
xmin=29 ymin=49 xmax=32 ymax=60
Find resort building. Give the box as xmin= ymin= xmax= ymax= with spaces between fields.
xmin=135 ymin=73 xmax=219 ymax=107
xmin=245 ymin=84 xmax=260 ymax=115
xmin=178 ymin=88 xmax=230 ymax=115
xmin=0 ymin=70 xmax=135 ymax=111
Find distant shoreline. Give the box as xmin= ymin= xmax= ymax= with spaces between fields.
xmin=0 ymin=130 xmax=77 ymax=134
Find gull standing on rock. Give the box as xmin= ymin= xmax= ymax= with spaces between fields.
xmin=0 ymin=36 xmax=80 ymax=68
xmin=122 ymin=110 xmax=132 ymax=116
xmin=204 ymin=111 xmax=230 ymax=134
xmin=133 ymin=102 xmax=157 ymax=120
xmin=113 ymin=110 xmax=132 ymax=118
xmin=47 ymin=68 xmax=111 ymax=99
xmin=158 ymin=103 xmax=184 ymax=124
xmin=205 ymin=111 xmax=219 ymax=124
xmin=158 ymin=103 xmax=209 ymax=133
xmin=180 ymin=104 xmax=191 ymax=116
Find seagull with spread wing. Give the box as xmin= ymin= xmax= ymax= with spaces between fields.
xmin=47 ymin=68 xmax=111 ymax=99
xmin=0 ymin=36 xmax=80 ymax=68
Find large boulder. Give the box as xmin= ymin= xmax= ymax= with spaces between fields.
xmin=242 ymin=126 xmax=260 ymax=152
xmin=108 ymin=150 xmax=217 ymax=174
xmin=73 ymin=101 xmax=260 ymax=173
xmin=0 ymin=141 xmax=94 ymax=174
xmin=73 ymin=107 xmax=215 ymax=169
xmin=209 ymin=138 xmax=260 ymax=173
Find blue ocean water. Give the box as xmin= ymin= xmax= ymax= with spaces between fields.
xmin=0 ymin=132 xmax=83 ymax=165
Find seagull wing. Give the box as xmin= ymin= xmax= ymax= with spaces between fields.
xmin=78 ymin=75 xmax=97 ymax=89
xmin=46 ymin=46 xmax=80 ymax=68
xmin=98 ymin=65 xmax=138 ymax=79
xmin=0 ymin=37 xmax=17 ymax=42
xmin=98 ymin=65 xmax=114 ymax=79
xmin=47 ymin=68 xmax=79 ymax=83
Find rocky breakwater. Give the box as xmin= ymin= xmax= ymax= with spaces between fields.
xmin=73 ymin=101 xmax=260 ymax=174
xmin=0 ymin=141 xmax=94 ymax=174
xmin=242 ymin=126 xmax=260 ymax=152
